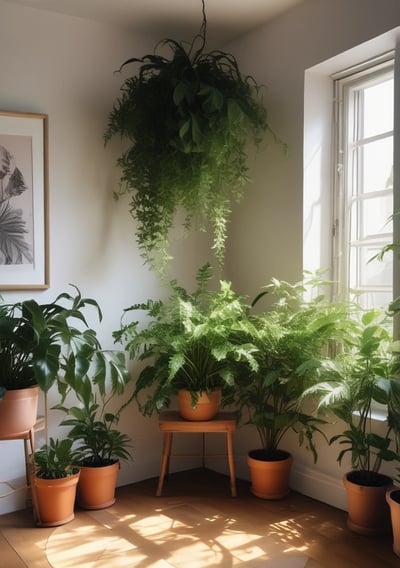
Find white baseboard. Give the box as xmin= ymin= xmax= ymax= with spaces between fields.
xmin=291 ymin=462 xmax=347 ymax=511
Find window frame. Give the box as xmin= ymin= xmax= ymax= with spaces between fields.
xmin=332 ymin=55 xmax=395 ymax=306
xmin=303 ymin=29 xmax=400 ymax=322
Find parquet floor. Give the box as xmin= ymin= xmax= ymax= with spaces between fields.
xmin=0 ymin=468 xmax=398 ymax=567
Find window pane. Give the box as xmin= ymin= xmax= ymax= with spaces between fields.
xmin=362 ymin=78 xmax=393 ymax=138
xmin=350 ymin=195 xmax=392 ymax=241
xmin=362 ymin=138 xmax=393 ymax=193
xmin=361 ymin=195 xmax=392 ymax=238
xmin=334 ymin=60 xmax=394 ymax=308
xmin=349 ymin=245 xmax=392 ymax=308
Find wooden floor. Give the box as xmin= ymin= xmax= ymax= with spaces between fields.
xmin=0 ymin=468 xmax=399 ymax=568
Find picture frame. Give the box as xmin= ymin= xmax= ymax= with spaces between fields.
xmin=0 ymin=110 xmax=49 ymax=290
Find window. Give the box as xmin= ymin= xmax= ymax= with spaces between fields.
xmin=332 ymin=56 xmax=394 ymax=308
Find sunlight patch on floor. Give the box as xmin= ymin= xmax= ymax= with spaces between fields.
xmin=43 ymin=501 xmax=322 ymax=568
xmin=129 ymin=513 xmax=186 ymax=536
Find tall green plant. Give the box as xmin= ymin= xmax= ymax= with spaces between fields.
xmin=56 ymin=349 xmax=132 ymax=467
xmin=304 ymin=308 xmax=400 ymax=481
xmin=236 ymin=276 xmax=351 ymax=461
xmin=105 ymin=3 xmax=280 ymax=272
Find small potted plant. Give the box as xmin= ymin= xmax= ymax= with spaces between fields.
xmin=0 ymin=286 xmax=108 ymax=438
xmin=55 ymin=351 xmax=132 ymax=510
xmin=114 ymin=263 xmax=258 ymax=420
xmin=236 ymin=275 xmax=350 ymax=499
xmin=305 ymin=307 xmax=400 ymax=535
xmin=33 ymin=437 xmax=80 ymax=527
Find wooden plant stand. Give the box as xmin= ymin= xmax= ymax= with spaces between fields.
xmin=156 ymin=411 xmax=237 ymax=497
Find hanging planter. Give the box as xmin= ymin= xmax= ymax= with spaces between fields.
xmin=105 ymin=1 xmax=282 ymax=272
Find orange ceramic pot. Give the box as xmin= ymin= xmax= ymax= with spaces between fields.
xmin=247 ymin=449 xmax=293 ymax=499
xmin=0 ymin=385 xmax=39 ymax=437
xmin=387 ymin=488 xmax=400 ymax=557
xmin=34 ymin=470 xmax=80 ymax=527
xmin=343 ymin=471 xmax=392 ymax=535
xmin=77 ymin=461 xmax=120 ymax=509
xmin=178 ymin=389 xmax=221 ymax=421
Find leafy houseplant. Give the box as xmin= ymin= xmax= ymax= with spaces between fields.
xmin=0 ymin=286 xmax=109 ymax=394
xmin=34 ymin=437 xmax=80 ymax=480
xmin=105 ymin=1 xmax=280 ymax=272
xmin=0 ymin=286 xmax=113 ymax=437
xmin=304 ymin=308 xmax=400 ymax=534
xmin=236 ymin=276 xmax=351 ymax=499
xmin=114 ymin=263 xmax=258 ymax=419
xmin=33 ymin=437 xmax=80 ymax=527
xmin=55 ymin=353 xmax=132 ymax=509
xmin=56 ymin=358 xmax=131 ymax=468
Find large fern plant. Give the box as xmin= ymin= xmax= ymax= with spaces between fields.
xmin=105 ymin=3 xmax=278 ymax=272
xmin=113 ymin=263 xmax=259 ymax=415
xmin=236 ymin=276 xmax=352 ymax=462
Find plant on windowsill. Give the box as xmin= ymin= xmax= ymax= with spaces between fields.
xmin=303 ymin=307 xmax=400 ymax=535
xmin=235 ymin=275 xmax=351 ymax=500
xmin=104 ymin=0 xmax=283 ymax=273
xmin=113 ymin=263 xmax=259 ymax=421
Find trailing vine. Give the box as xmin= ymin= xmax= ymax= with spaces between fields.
xmin=105 ymin=0 xmax=280 ymax=273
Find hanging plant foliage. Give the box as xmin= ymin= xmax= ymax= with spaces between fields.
xmin=105 ymin=2 xmax=281 ymax=272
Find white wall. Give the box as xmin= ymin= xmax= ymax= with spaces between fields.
xmin=3 ymin=0 xmax=400 ymax=516
xmin=223 ymin=0 xmax=400 ymax=509
xmin=0 ymin=1 xmax=213 ymax=514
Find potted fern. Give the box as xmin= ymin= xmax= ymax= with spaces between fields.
xmin=236 ymin=275 xmax=350 ymax=499
xmin=104 ymin=1 xmax=281 ymax=272
xmin=114 ymin=263 xmax=258 ymax=420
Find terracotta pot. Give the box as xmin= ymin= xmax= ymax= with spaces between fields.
xmin=178 ymin=389 xmax=221 ymax=421
xmin=386 ymin=488 xmax=400 ymax=557
xmin=0 ymin=385 xmax=39 ymax=437
xmin=247 ymin=449 xmax=293 ymax=499
xmin=343 ymin=471 xmax=392 ymax=535
xmin=33 ymin=470 xmax=80 ymax=527
xmin=77 ymin=461 xmax=120 ymax=510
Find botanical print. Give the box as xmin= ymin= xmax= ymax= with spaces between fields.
xmin=0 ymin=135 xmax=33 ymax=265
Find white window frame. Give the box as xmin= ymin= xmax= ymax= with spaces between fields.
xmin=332 ymin=55 xmax=394 ymax=307
xmin=303 ymin=28 xmax=400 ymax=312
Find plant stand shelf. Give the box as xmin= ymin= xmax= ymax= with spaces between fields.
xmin=156 ymin=411 xmax=237 ymax=497
xmin=0 ymin=417 xmax=45 ymax=493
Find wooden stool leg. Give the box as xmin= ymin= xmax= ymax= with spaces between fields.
xmin=23 ymin=428 xmax=35 ymax=485
xmin=156 ymin=432 xmax=173 ymax=497
xmin=226 ymin=431 xmax=237 ymax=497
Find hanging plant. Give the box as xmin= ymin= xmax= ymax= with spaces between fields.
xmin=105 ymin=1 xmax=281 ymax=272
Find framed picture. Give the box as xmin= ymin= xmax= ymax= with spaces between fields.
xmin=0 ymin=110 xmax=49 ymax=290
